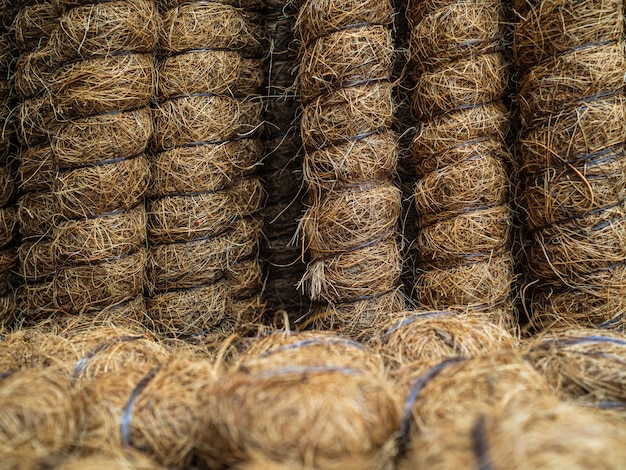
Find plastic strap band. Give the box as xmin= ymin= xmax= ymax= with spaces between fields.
xmin=59 ymin=246 xmax=140 ymax=269
xmin=305 ymin=22 xmax=384 ymax=48
xmin=529 ymin=200 xmax=626 ymax=234
xmin=301 ymin=77 xmax=390 ymax=107
xmin=60 ymin=50 xmax=151 ymax=68
xmin=311 ymin=228 xmax=394 ymax=262
xmin=58 ymin=151 xmax=143 ymax=172
xmin=399 ymin=357 xmax=466 ymax=453
xmin=308 ymin=128 xmax=385 ymax=152
xmin=121 ymin=365 xmax=162 ymax=447
xmin=252 ymin=365 xmax=364 ymax=379
xmin=428 ymin=97 xmax=504 ymax=119
xmin=162 ymin=46 xmax=263 ymax=61
xmin=472 ymin=414 xmax=495 ymax=470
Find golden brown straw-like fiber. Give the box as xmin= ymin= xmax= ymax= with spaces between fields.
xmin=0 ymin=367 xmax=79 ymax=466
xmin=149 ymin=0 xmax=265 ymax=338
xmin=297 ymin=0 xmax=401 ymax=325
xmin=52 ymin=449 xmax=164 ymax=470
xmin=54 ymin=248 xmax=146 ymax=315
xmin=18 ymin=144 xmax=55 ymax=193
xmin=370 ymin=310 xmax=516 ymax=373
xmin=524 ymin=327 xmax=626 ymax=408
xmin=409 ymin=0 xmax=513 ymax=320
xmin=199 ymin=364 xmax=401 ymax=468
xmin=124 ymin=358 xmax=219 ymax=467
xmin=18 ymin=239 xmax=56 ymax=282
xmin=513 ymin=0 xmax=624 ymax=72
xmin=408 ymin=0 xmax=504 ymax=68
xmin=16 ymin=94 xmax=56 ymax=147
xmin=399 ymin=396 xmax=626 ymax=470
xmin=11 ymin=2 xmax=57 ymax=52
xmin=305 ymin=289 xmax=404 ymax=342
xmin=17 ymin=190 xmax=57 ymax=238
xmin=47 ymin=0 xmax=158 ymax=64
xmin=517 ymin=42 xmax=626 ymax=123
xmin=529 ymin=266 xmax=626 ymax=331
xmin=396 ymin=352 xmax=552 ymax=440
xmin=234 ymin=330 xmax=385 ymax=376
xmin=514 ymin=0 xmax=626 ymax=329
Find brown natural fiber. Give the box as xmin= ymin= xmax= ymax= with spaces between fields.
xmin=16 ymin=94 xmax=56 ymax=147
xmin=18 ymin=239 xmax=56 ymax=282
xmin=148 ymin=140 xmax=261 ymax=197
xmin=414 ymin=252 xmax=515 ymax=318
xmin=47 ymin=0 xmax=158 ymax=64
xmin=54 ymin=248 xmax=146 ymax=315
xmin=126 ymin=358 xmax=219 ymax=467
xmin=529 ymin=265 xmax=626 ymax=330
xmin=370 ymin=311 xmax=516 ymax=372
xmin=0 ymin=367 xmax=79 ymax=466
xmin=399 ymin=396 xmax=626 ymax=470
xmin=50 ymin=53 xmax=154 ymax=118
xmin=17 ymin=190 xmax=58 ymax=238
xmin=199 ymin=365 xmax=400 ymax=468
xmin=524 ymin=328 xmax=626 ymax=409
xmin=304 ymin=289 xmax=405 ymax=342
xmin=517 ymin=42 xmax=626 ymax=123
xmin=52 ymin=449 xmax=164 ymax=470
xmin=513 ymin=0 xmax=624 ymax=72
xmin=413 ymin=52 xmax=508 ymax=119
xmin=407 ymin=0 xmax=505 ymax=68
xmin=397 ymin=352 xmax=552 ymax=439
xmin=18 ymin=144 xmax=55 ymax=193
xmin=54 ymin=156 xmax=149 ymax=219
xmin=11 ymin=2 xmax=57 ymax=52
xmin=235 ymin=330 xmax=385 ymax=376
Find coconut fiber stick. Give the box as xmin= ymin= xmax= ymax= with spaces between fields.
xmin=514 ymin=0 xmax=626 ymax=330
xmin=146 ymin=0 xmax=266 ymax=341
xmin=408 ymin=0 xmax=515 ymax=328
xmin=297 ymin=0 xmax=404 ymax=340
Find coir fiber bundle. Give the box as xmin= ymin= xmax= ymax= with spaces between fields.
xmin=148 ymin=0 xmax=265 ymax=339
xmin=296 ymin=0 xmax=402 ymax=330
xmin=408 ymin=0 xmax=514 ymax=324
xmin=396 ymin=352 xmax=551 ymax=442
xmin=43 ymin=0 xmax=157 ymax=316
xmin=118 ymin=358 xmax=219 ymax=467
xmin=13 ymin=2 xmax=59 ymax=322
xmin=370 ymin=310 xmax=516 ymax=373
xmin=524 ymin=327 xmax=626 ymax=411
xmin=234 ymin=329 xmax=385 ymax=376
xmin=52 ymin=449 xmax=164 ymax=470
xmin=199 ymin=364 xmax=400 ymax=468
xmin=514 ymin=0 xmax=626 ymax=328
xmin=260 ymin=0 xmax=307 ymax=320
xmin=399 ymin=397 xmax=626 ymax=470
xmin=0 ymin=366 xmax=79 ymax=468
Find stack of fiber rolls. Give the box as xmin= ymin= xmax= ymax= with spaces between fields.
xmin=0 ymin=6 xmax=17 ymax=328
xmin=408 ymin=0 xmax=515 ymax=327
xmin=147 ymin=0 xmax=266 ymax=340
xmin=261 ymin=0 xmax=308 ymax=324
xmin=12 ymin=1 xmax=58 ymax=322
xmin=514 ymin=0 xmax=626 ymax=330
xmin=45 ymin=0 xmax=157 ymax=319
xmin=297 ymin=0 xmax=403 ymax=339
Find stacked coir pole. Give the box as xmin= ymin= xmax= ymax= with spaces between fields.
xmin=147 ymin=0 xmax=266 ymax=342
xmin=297 ymin=0 xmax=404 ymax=339
xmin=0 ymin=3 xmax=17 ymax=329
xmin=514 ymin=0 xmax=626 ymax=330
xmin=408 ymin=0 xmax=515 ymax=328
xmin=12 ymin=1 xmax=58 ymax=322
xmin=261 ymin=0 xmax=307 ymax=324
xmin=44 ymin=0 xmax=158 ymax=319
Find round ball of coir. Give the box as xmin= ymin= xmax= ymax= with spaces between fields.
xmin=370 ymin=310 xmax=517 ymax=372
xmin=199 ymin=365 xmax=401 ymax=468
xmin=523 ymin=327 xmax=626 ymax=408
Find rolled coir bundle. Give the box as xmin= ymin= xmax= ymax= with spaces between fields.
xmin=199 ymin=363 xmax=401 ymax=468
xmin=514 ymin=0 xmax=626 ymax=329
xmin=12 ymin=2 xmax=59 ymax=322
xmin=260 ymin=0 xmax=307 ymax=321
xmin=51 ymin=449 xmax=164 ymax=470
xmin=147 ymin=1 xmax=266 ymax=339
xmin=43 ymin=0 xmax=157 ymax=317
xmin=399 ymin=397 xmax=626 ymax=470
xmin=370 ymin=310 xmax=516 ymax=373
xmin=296 ymin=0 xmax=403 ymax=331
xmin=0 ymin=366 xmax=80 ymax=468
xmin=408 ymin=0 xmax=514 ymax=325
xmin=524 ymin=327 xmax=626 ymax=412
